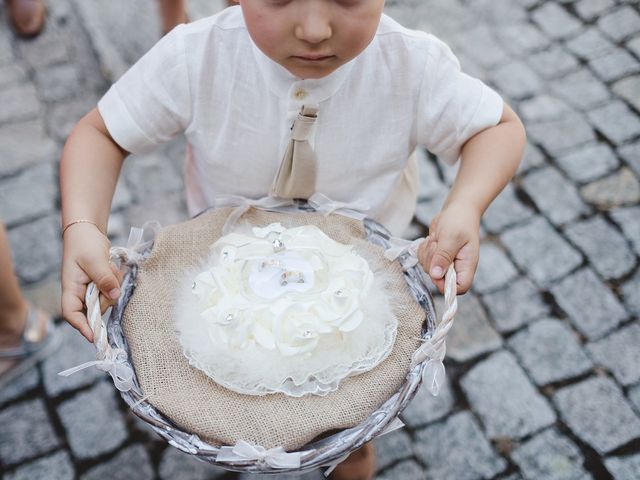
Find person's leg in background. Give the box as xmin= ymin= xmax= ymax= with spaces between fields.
xmin=0 ymin=222 xmax=57 ymax=386
xmin=4 ymin=0 xmax=46 ymax=37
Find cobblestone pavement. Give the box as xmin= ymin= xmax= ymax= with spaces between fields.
xmin=1 ymin=0 xmax=639 ymax=478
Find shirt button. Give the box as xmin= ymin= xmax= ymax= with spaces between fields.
xmin=294 ymin=88 xmax=307 ymax=100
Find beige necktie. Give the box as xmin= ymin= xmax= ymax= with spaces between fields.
xmin=270 ymin=104 xmax=319 ymax=200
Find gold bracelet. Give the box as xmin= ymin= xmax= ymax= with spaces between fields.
xmin=62 ymin=219 xmax=103 ymax=237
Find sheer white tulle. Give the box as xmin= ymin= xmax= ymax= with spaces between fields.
xmin=174 ymin=223 xmax=398 ymax=396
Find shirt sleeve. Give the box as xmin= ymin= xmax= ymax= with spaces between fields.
xmin=416 ymin=35 xmax=503 ymax=165
xmin=98 ymin=26 xmax=192 ymax=155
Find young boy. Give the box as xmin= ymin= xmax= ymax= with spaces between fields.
xmin=60 ymin=1 xmax=525 ymax=478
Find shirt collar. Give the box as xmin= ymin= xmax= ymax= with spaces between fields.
xmin=250 ymin=38 xmax=356 ymax=104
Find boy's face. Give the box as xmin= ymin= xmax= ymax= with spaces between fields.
xmin=238 ymin=0 xmax=385 ymax=79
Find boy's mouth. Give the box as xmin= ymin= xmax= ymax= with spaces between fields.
xmin=292 ymin=54 xmax=335 ymax=62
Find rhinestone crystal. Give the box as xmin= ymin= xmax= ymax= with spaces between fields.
xmin=272 ymin=238 xmax=285 ymax=252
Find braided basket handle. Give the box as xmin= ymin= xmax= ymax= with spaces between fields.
xmin=411 ymin=262 xmax=458 ymax=396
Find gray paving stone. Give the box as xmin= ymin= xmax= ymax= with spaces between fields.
xmin=629 ymin=385 xmax=640 ymax=415
xmin=519 ymin=94 xmax=574 ymax=123
xmin=15 ymin=26 xmax=70 ymax=68
xmin=415 ymin=190 xmax=447 ymax=228
xmin=613 ymin=75 xmax=640 ymax=112
xmin=555 ymin=142 xmax=619 ymax=183
xmin=373 ymin=429 xmax=414 ymax=471
xmin=521 ymin=166 xmax=590 ymax=226
xmin=580 ymin=168 xmax=640 ymax=208
xmin=564 ymin=216 xmax=635 ymax=280
xmin=401 ymin=376 xmax=454 ymax=428
xmin=495 ymin=23 xmax=551 ymax=57
xmin=598 ymin=6 xmax=640 ymax=42
xmin=501 ymin=216 xmax=582 ymax=288
xmin=122 ymin=151 xmax=184 ymax=202
xmin=0 ymin=399 xmax=60 ymax=465
xmin=551 ymin=69 xmax=611 ymax=111
xmin=489 ymin=60 xmax=543 ymax=99
xmin=42 ymin=324 xmax=102 ymax=396
xmin=239 ymin=468 xmax=324 ymax=480
xmin=417 ymin=148 xmax=448 ymax=200
xmin=565 ymin=27 xmax=616 ymax=60
xmin=4 ymin=451 xmax=74 ymax=480
xmin=158 ymin=447 xmax=226 ymax=480
xmin=473 ymin=242 xmax=518 ymax=294
xmin=527 ymin=114 xmax=596 ymax=156
xmin=376 ymin=460 xmax=425 ymax=480
xmin=34 ymin=63 xmax=81 ymax=103
xmin=0 ymin=163 xmax=56 ymax=226
xmin=0 ymin=83 xmax=40 ymax=124
xmin=551 ymin=268 xmax=627 ymax=340
xmin=512 ymin=429 xmax=592 ymax=480
xmin=620 ymin=271 xmax=640 ymax=317
xmin=414 ymin=411 xmax=507 ymax=480
xmin=587 ymin=100 xmax=640 ymax=146
xmin=7 ymin=215 xmax=62 ymax=283
xmin=518 ymin=143 xmax=545 ymax=174
xmin=112 ymin=178 xmax=133 ymax=211
xmin=80 ymin=444 xmax=154 ymax=480
xmin=0 ymin=367 xmax=39 ymax=405
xmin=460 ymin=350 xmax=556 ymax=439
xmin=532 ymin=3 xmax=583 ymax=39
xmin=449 ymin=25 xmax=509 ymax=69
xmin=482 ymin=184 xmax=535 ymax=234
xmin=627 ymin=35 xmax=640 ymax=59
xmin=0 ymin=64 xmax=27 ymax=88
xmin=481 ymin=277 xmax=550 ymax=333
xmin=46 ymin=93 xmax=98 ymax=142
xmin=0 ymin=24 xmax=13 ymax=65
xmin=575 ymin=0 xmax=615 ymax=21
xmin=553 ymin=376 xmax=640 ymax=455
xmin=590 ymin=49 xmax=640 ymax=83
xmin=445 ymin=294 xmax=503 ymax=362
xmin=587 ymin=322 xmax=640 ymax=386
xmin=618 ymin=141 xmax=640 ymax=178
xmin=605 ymin=454 xmax=640 ymax=480
xmin=508 ymin=318 xmax=593 ymax=386
xmin=0 ymin=120 xmax=58 ymax=177
xmin=57 ymin=381 xmax=128 ymax=459
xmin=528 ymin=46 xmax=580 ymax=80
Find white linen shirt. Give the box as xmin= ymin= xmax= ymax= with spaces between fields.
xmin=98 ymin=6 xmax=503 ymax=235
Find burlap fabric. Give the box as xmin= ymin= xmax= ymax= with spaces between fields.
xmin=122 ymin=208 xmax=425 ymax=450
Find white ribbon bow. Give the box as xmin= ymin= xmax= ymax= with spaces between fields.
xmin=307 ymin=193 xmax=370 ymax=221
xmin=383 ymin=237 xmax=424 ymax=270
xmin=216 ymin=440 xmax=305 ymax=469
xmin=58 ymin=347 xmax=134 ymax=392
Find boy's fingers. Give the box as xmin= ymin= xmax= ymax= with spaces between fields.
xmin=61 ymin=291 xmax=93 ymax=342
xmin=453 ymin=244 xmax=479 ymax=295
xmin=78 ymin=259 xmax=121 ymax=301
xmin=428 ymin=238 xmax=458 ymax=281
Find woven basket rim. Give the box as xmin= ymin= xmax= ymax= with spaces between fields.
xmin=106 ymin=210 xmax=437 ymax=474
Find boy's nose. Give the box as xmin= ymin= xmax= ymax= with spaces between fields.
xmin=294 ymin=8 xmax=332 ymax=44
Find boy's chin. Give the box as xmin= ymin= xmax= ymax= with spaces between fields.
xmin=282 ymin=62 xmax=341 ymax=80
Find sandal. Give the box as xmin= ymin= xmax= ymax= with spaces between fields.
xmin=0 ymin=307 xmax=60 ymax=388
xmin=5 ymin=0 xmax=46 ymax=38
xmin=329 ymin=443 xmax=376 ymax=480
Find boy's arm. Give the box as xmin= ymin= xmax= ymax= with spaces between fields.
xmin=418 ymin=103 xmax=526 ymax=294
xmin=60 ymin=107 xmax=128 ymax=341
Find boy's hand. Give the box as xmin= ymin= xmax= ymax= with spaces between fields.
xmin=418 ymin=203 xmax=481 ymax=295
xmin=61 ymin=223 xmax=122 ymax=342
